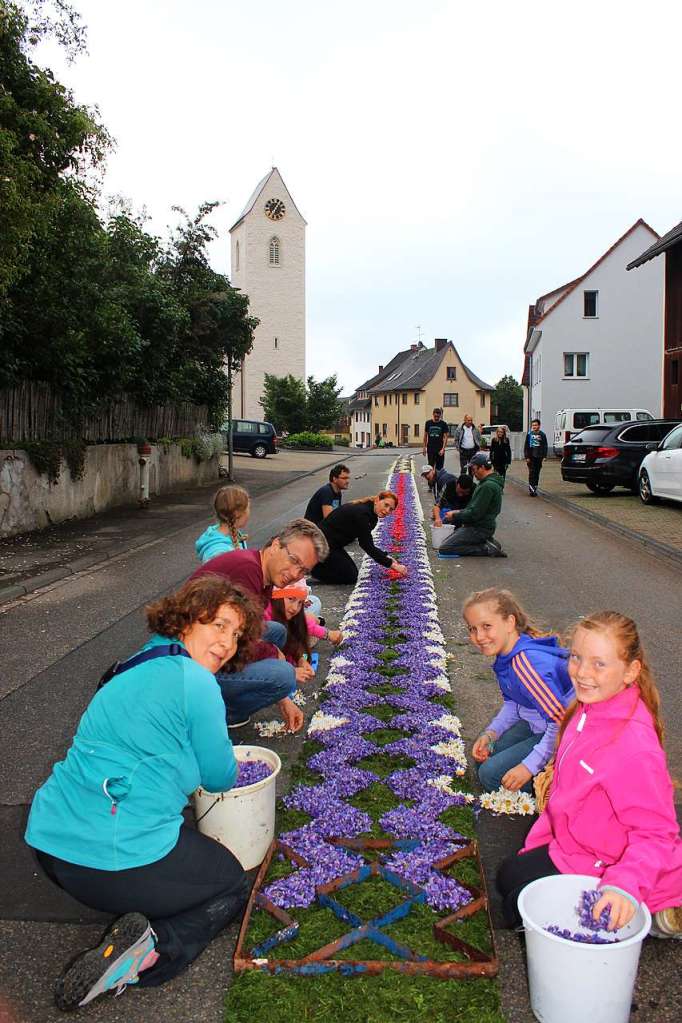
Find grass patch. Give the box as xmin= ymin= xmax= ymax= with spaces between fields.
xmin=355 ymin=752 xmax=415 ymax=778
xmin=367 ymin=682 xmax=405 ymax=696
xmin=363 ymin=727 xmax=406 ymax=747
xmin=289 ymin=761 xmax=324 ymax=788
xmin=225 ymin=969 xmax=504 ymax=1022
xmin=245 ymin=904 xmax=349 ymax=959
xmin=332 ymin=875 xmax=404 ymax=920
xmin=277 ymin=805 xmax=312 ymax=833
xmin=377 ymin=649 xmax=400 ymax=663
xmin=361 ymin=703 xmax=399 ymax=723
xmin=347 ymin=782 xmax=402 ymax=821
xmin=376 ymin=666 xmax=408 ymax=678
xmin=438 ymin=804 xmax=476 ymax=839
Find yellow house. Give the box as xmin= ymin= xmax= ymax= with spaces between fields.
xmin=366 ymin=339 xmax=493 ymax=446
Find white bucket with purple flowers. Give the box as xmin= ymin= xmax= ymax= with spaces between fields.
xmin=193 ymin=745 xmax=281 ymax=870
xmin=518 ymin=874 xmax=651 ymax=1023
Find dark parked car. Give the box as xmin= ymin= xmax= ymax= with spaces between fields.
xmin=221 ymin=419 xmax=278 ymax=458
xmin=560 ymin=419 xmax=682 ymax=494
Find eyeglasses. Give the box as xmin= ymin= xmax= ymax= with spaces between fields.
xmin=281 ymin=543 xmax=313 ymax=574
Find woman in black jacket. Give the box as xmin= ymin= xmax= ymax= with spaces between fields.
xmin=311 ymin=491 xmax=408 ymax=585
xmin=489 ymin=427 xmax=512 ymax=478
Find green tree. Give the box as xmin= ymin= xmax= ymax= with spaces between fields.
xmin=492 ymin=374 xmax=523 ymax=431
xmin=260 ymin=374 xmax=308 ymax=434
xmin=305 ymin=374 xmax=343 ymax=431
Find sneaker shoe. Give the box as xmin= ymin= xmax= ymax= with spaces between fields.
xmin=437 ymin=550 xmax=461 ymax=559
xmin=528 ymin=485 xmax=536 ymax=496
xmin=228 ymin=715 xmax=251 ymax=729
xmin=651 ymin=906 xmax=682 ymax=938
xmin=55 ymin=912 xmax=156 ymax=1011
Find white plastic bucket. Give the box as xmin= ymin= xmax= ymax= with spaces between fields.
xmin=518 ymin=874 xmax=651 ymax=1023
xmin=430 ymin=523 xmax=455 ymax=549
xmin=193 ymin=745 xmax=281 ymax=869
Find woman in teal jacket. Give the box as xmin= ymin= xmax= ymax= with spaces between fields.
xmin=26 ymin=575 xmax=261 ymax=1011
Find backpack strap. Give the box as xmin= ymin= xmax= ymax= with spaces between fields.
xmin=97 ymin=643 xmax=190 ymax=691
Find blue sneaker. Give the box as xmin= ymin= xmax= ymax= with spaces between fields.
xmin=55 ymin=912 xmax=157 ymax=1010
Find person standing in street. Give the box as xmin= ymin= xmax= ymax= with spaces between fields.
xmin=490 ymin=426 xmax=512 ymax=479
xmin=453 ymin=415 xmax=482 ymax=474
xmin=422 ymin=408 xmax=450 ymax=481
xmin=524 ymin=418 xmax=548 ymax=496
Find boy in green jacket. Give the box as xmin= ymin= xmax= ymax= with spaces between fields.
xmin=438 ymin=452 xmax=507 ymax=557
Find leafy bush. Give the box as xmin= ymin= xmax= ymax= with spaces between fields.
xmin=281 ymin=432 xmax=334 ymax=450
xmin=334 ymin=435 xmax=350 ymax=447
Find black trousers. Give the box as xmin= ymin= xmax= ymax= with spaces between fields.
xmin=496 ymin=844 xmax=560 ymax=928
xmin=427 ymin=448 xmax=445 ymax=471
xmin=528 ymin=457 xmax=544 ymax=489
xmin=35 ymin=825 xmax=249 ymax=986
xmin=459 ymin=445 xmax=479 ymax=473
xmin=311 ymin=547 xmax=358 ymax=585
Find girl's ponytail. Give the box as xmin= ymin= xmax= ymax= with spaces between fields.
xmin=213 ymin=485 xmax=250 ymax=550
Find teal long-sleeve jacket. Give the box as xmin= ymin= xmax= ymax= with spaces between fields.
xmin=25 ymin=635 xmax=236 ymax=871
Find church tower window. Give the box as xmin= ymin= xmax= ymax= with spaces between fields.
xmin=269 ymin=237 xmax=281 ymax=266
xmin=235 ymin=240 xmax=240 ymax=270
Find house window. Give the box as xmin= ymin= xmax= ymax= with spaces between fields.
xmin=672 ymin=359 xmax=679 ymax=386
xmin=235 ymin=240 xmax=240 ymax=270
xmin=382 ymin=423 xmax=387 ymax=436
xmin=446 ymin=366 xmax=457 ymax=380
xmin=402 ymin=392 xmax=408 ymax=404
xmin=414 ymin=392 xmax=420 ymax=404
xmin=394 ymin=424 xmax=398 ymax=436
xmin=383 ymin=395 xmax=387 ymax=406
xmin=274 ymin=336 xmax=278 ymax=350
xmin=563 ymin=352 xmax=590 ymax=378
xmin=584 ymin=290 xmax=598 ymax=317
xmin=414 ymin=423 xmax=420 ymax=437
xmin=443 ymin=393 xmax=459 ymax=407
xmin=269 ymin=237 xmax=280 ymax=266
xmin=480 ymin=392 xmax=486 ymax=408
xmin=374 ymin=396 xmax=379 ymax=406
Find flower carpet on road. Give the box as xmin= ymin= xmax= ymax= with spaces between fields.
xmin=226 ymin=458 xmax=504 ymax=1022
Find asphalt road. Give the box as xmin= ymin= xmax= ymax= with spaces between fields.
xmin=0 ymin=449 xmax=679 ymax=1022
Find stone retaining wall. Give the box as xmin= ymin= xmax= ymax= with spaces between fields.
xmin=0 ymin=443 xmax=219 ymax=538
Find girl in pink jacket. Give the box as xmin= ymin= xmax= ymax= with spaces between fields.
xmin=497 ymin=611 xmax=682 ymax=938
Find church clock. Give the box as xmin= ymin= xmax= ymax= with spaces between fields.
xmin=264 ymin=198 xmax=286 ymax=221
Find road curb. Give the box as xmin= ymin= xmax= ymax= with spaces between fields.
xmin=507 ymin=475 xmax=682 ymax=569
xmin=0 ymin=451 xmax=374 ymax=607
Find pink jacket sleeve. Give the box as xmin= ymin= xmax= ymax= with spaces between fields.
xmin=306 ymin=614 xmax=326 ymax=639
xmin=599 ymin=750 xmax=679 ymax=904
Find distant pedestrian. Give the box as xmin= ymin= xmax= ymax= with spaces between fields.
xmin=422 ymin=408 xmax=450 ymax=477
xmin=489 ymin=427 xmax=512 ymax=478
xmin=195 ymin=485 xmax=250 ymax=562
xmin=524 ymin=418 xmax=548 ymax=496
xmin=453 ymin=415 xmax=482 ymax=473
xmin=304 ymin=464 xmax=351 ymax=525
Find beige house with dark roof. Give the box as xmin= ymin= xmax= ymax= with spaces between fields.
xmin=362 ymin=339 xmax=493 ymax=446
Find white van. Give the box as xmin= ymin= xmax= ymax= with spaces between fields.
xmin=553 ymin=409 xmax=653 ymax=456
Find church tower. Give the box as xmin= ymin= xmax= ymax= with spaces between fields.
xmin=229 ymin=168 xmax=306 ymax=420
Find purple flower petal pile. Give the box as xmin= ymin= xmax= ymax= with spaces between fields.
xmin=262 ymin=460 xmax=477 ymax=918
xmin=234 ymin=760 xmax=273 ymax=788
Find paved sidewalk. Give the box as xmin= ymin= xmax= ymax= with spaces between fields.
xmin=507 ymin=458 xmax=682 ymax=565
xmin=0 ymin=449 xmax=358 ymax=603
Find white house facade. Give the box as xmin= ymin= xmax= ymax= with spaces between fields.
xmin=523 ymin=219 xmax=664 ymax=436
xmin=229 ymin=168 xmax=306 ymax=420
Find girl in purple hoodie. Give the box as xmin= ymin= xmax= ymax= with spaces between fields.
xmin=497 ymin=611 xmax=682 ymax=938
xmin=464 ymin=588 xmax=574 ymax=794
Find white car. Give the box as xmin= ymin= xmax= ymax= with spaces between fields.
xmin=638 ymin=423 xmax=682 ymax=505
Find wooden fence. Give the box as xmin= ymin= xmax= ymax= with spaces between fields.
xmin=0 ymin=382 xmax=210 ymax=444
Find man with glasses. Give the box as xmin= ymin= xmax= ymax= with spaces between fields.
xmin=304 ymin=464 xmax=351 ymax=525
xmin=190 ymin=519 xmax=329 ymax=731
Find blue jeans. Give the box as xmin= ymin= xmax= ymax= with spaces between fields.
xmin=477 ymin=720 xmax=541 ymax=794
xmin=216 ymin=621 xmax=295 ymax=725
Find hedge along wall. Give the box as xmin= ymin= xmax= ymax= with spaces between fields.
xmin=0 ymin=442 xmax=219 ymax=538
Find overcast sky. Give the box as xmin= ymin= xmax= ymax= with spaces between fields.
xmin=37 ymin=0 xmax=682 ymax=394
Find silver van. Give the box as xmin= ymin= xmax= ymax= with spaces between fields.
xmin=553 ymin=409 xmax=653 ymax=456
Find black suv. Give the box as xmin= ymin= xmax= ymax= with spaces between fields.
xmin=561 ymin=419 xmax=681 ymax=493
xmin=221 ymin=419 xmax=278 ymax=458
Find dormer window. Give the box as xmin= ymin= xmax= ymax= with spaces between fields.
xmin=269 ymin=237 xmax=281 ymax=266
